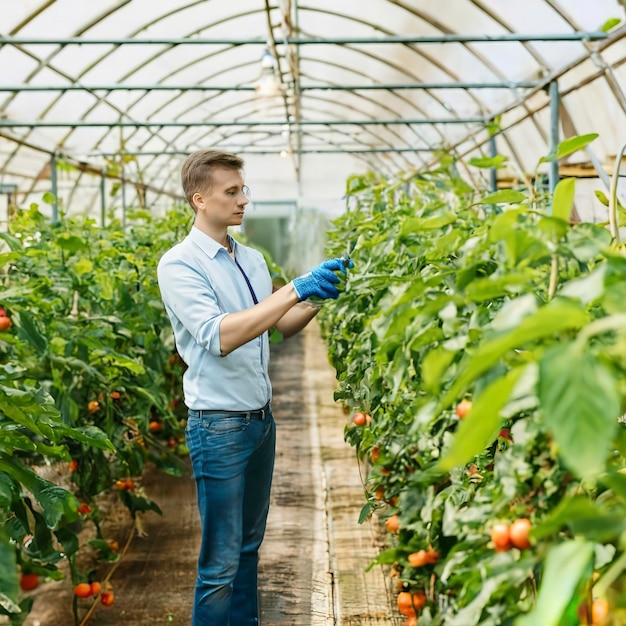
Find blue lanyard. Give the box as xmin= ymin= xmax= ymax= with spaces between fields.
xmin=234 ymin=257 xmax=259 ymax=305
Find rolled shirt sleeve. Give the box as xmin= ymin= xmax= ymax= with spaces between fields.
xmin=157 ymin=257 xmax=226 ymax=357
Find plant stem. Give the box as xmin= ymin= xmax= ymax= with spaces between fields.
xmin=548 ymin=254 xmax=559 ymax=300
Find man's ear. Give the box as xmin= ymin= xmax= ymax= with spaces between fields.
xmin=192 ymin=192 xmax=204 ymax=212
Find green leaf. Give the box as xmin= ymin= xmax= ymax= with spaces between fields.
xmin=118 ymin=490 xmax=162 ymax=517
xmin=100 ymin=352 xmax=145 ymax=375
xmin=440 ymin=299 xmax=589 ymax=410
xmin=364 ymin=547 xmax=403 ymax=571
xmin=468 ymin=155 xmax=508 ymax=169
xmin=532 ymin=496 xmax=626 ymax=543
xmin=0 ymin=252 xmax=21 ymax=268
xmin=438 ymin=366 xmax=525 ymax=471
xmin=55 ymin=235 xmax=88 ymax=253
xmin=0 ymin=232 xmax=24 ymax=252
xmin=41 ymin=192 xmax=56 ymax=205
xmin=551 ymin=178 xmax=576 ymax=222
xmin=517 ymin=540 xmax=594 ymax=626
xmin=464 ymin=271 xmax=536 ymax=302
xmin=87 ymin=539 xmax=120 ymax=563
xmin=600 ymin=17 xmax=622 ymax=32
xmin=559 ymin=266 xmax=606 ymax=305
xmin=484 ymin=116 xmax=501 ymax=137
xmin=14 ymin=311 xmax=48 ymax=354
xmin=54 ymin=526 xmax=79 ymax=557
xmin=0 ymin=528 xmax=19 ymax=614
xmin=59 ymin=425 xmax=115 ymax=452
xmin=0 ymin=459 xmax=78 ymax=529
xmin=358 ymin=502 xmax=373 ymax=524
xmin=595 ymin=190 xmax=609 ymax=207
xmin=72 ymin=257 xmax=93 ymax=275
xmin=474 ymin=190 xmax=527 ymax=205
xmin=399 ymin=212 xmax=457 ymax=235
xmin=421 ymin=345 xmax=456 ymax=394
xmin=539 ymin=343 xmax=619 ymax=480
xmin=565 ymin=223 xmax=612 ymax=263
xmin=540 ymin=133 xmax=599 ymax=163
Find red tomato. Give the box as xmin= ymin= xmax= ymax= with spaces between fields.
xmin=74 ymin=583 xmax=93 ymax=598
xmin=408 ymin=550 xmax=428 ymax=568
xmin=352 ymin=412 xmax=366 ymax=426
xmin=509 ymin=518 xmax=532 ymax=550
xmin=490 ymin=523 xmax=512 ymax=552
xmin=591 ymin=597 xmax=609 ymax=623
xmin=455 ymin=399 xmax=472 ymax=419
xmin=370 ymin=446 xmax=380 ymax=463
xmin=0 ymin=316 xmax=11 ymax=332
xmin=19 ymin=573 xmax=39 ymax=591
xmin=385 ymin=514 xmax=400 ymax=533
xmin=90 ymin=581 xmax=102 ymax=596
xmin=101 ymin=591 xmax=115 ymax=606
xmin=498 ymin=428 xmax=513 ymax=442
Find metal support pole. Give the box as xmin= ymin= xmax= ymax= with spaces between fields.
xmin=121 ymin=169 xmax=127 ymax=229
xmin=0 ymin=117 xmax=485 ymax=128
xmin=0 ymin=33 xmax=608 ymax=46
xmin=488 ymin=135 xmax=498 ymax=193
xmin=85 ymin=147 xmax=437 ymax=156
xmin=0 ymin=81 xmax=543 ymax=92
xmin=50 ymin=153 xmax=59 ymax=223
xmin=100 ymin=168 xmax=106 ymax=227
xmin=548 ymin=81 xmax=560 ymax=213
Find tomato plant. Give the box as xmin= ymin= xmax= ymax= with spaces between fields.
xmin=0 ymin=202 xmax=288 ymax=624
xmin=320 ymin=137 xmax=626 ymax=623
xmin=0 ymin=205 xmax=193 ymax=623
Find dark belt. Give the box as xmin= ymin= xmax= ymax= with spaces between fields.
xmin=189 ymin=401 xmax=271 ymax=421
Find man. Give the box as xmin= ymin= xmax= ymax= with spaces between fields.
xmin=157 ymin=150 xmax=351 ymax=625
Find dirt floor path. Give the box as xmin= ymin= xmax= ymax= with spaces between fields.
xmin=23 ymin=322 xmax=398 ymax=626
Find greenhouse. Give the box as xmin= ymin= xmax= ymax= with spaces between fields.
xmin=1 ymin=1 xmax=626 ymax=624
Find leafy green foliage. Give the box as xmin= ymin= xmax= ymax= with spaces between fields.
xmin=320 ymin=140 xmax=626 ymax=624
xmin=0 ymin=205 xmax=193 ymax=620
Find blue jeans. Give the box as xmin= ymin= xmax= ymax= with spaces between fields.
xmin=186 ymin=406 xmax=276 ymax=626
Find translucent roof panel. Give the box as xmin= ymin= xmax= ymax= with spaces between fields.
xmin=0 ymin=0 xmax=624 ymax=216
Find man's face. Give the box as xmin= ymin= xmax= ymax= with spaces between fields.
xmin=194 ymin=166 xmax=250 ymax=227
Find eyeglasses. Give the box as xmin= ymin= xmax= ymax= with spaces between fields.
xmin=243 ymin=185 xmax=251 ymax=200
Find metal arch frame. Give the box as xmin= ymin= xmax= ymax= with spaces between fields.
xmin=0 ymin=33 xmax=608 ymax=45
xmin=292 ymin=5 xmax=530 ymax=166
xmin=6 ymin=7 xmax=596 ymax=197
xmin=0 ymin=118 xmax=488 ymax=127
xmin=84 ymin=31 xmax=474 ymax=183
xmin=438 ymin=26 xmax=626 ymax=167
xmin=0 ymin=80 xmax=545 ymax=91
xmin=2 ymin=23 xmax=602 ymax=119
xmin=111 ymin=84 xmax=433 ymax=186
xmin=98 ymin=6 xmax=469 ymax=181
xmin=4 ymin=17 xmax=544 ymax=185
xmin=0 ymin=3 xmax=616 ymax=210
xmin=0 ymin=5 xmax=274 ymax=203
xmin=0 ymin=0 xmax=156 ymax=205
xmin=140 ymin=46 xmax=454 ymax=168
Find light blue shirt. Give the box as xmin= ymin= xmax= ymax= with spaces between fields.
xmin=157 ymin=226 xmax=273 ymax=411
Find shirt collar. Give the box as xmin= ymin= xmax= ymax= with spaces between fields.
xmin=189 ymin=226 xmax=235 ymax=259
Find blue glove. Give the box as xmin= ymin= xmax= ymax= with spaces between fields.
xmin=292 ymin=258 xmax=351 ymax=301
